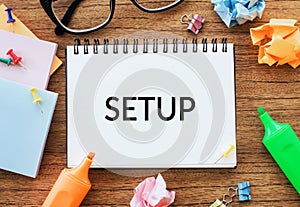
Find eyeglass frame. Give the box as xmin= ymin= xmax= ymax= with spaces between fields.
xmin=40 ymin=0 xmax=184 ymax=35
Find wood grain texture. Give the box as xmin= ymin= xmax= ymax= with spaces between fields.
xmin=0 ymin=0 xmax=300 ymax=206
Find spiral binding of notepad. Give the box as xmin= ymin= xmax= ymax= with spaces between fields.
xmin=73 ymin=38 xmax=228 ymax=55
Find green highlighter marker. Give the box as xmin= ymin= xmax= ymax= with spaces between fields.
xmin=258 ymin=106 xmax=300 ymax=194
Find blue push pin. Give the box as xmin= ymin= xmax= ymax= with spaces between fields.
xmin=5 ymin=8 xmax=16 ymax=32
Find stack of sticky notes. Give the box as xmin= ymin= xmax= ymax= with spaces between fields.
xmin=0 ymin=79 xmax=58 ymax=178
xmin=0 ymin=5 xmax=60 ymax=178
xmin=0 ymin=4 xmax=62 ymax=75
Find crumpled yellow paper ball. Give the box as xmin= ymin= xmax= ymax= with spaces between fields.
xmin=250 ymin=19 xmax=300 ymax=68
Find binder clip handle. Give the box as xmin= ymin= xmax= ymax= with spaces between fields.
xmin=180 ymin=14 xmax=192 ymax=24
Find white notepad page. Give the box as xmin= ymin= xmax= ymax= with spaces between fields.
xmin=66 ymin=40 xmax=236 ymax=169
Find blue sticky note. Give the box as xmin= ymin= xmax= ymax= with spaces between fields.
xmin=0 ymin=78 xmax=58 ymax=178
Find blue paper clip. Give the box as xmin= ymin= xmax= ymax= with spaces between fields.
xmin=237 ymin=181 xmax=251 ymax=201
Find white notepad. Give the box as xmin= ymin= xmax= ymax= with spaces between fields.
xmin=66 ymin=38 xmax=236 ymax=168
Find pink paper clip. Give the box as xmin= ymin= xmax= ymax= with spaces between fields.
xmin=191 ymin=14 xmax=205 ymax=30
xmin=180 ymin=14 xmax=205 ymax=35
xmin=193 ymin=14 xmax=205 ymax=23
xmin=187 ymin=23 xmax=200 ymax=35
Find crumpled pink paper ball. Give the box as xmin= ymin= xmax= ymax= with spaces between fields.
xmin=130 ymin=174 xmax=175 ymax=207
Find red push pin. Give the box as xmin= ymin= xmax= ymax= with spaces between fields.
xmin=6 ymin=49 xmax=27 ymax=70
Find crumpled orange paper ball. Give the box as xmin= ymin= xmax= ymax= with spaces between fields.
xmin=250 ymin=19 xmax=300 ymax=68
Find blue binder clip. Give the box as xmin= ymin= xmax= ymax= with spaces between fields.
xmin=212 ymin=181 xmax=251 ymax=206
xmin=237 ymin=181 xmax=251 ymax=201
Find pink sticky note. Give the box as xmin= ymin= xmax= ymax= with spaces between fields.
xmin=0 ymin=30 xmax=57 ymax=89
xmin=0 ymin=4 xmax=62 ymax=76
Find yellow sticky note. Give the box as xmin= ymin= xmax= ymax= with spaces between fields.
xmin=0 ymin=4 xmax=62 ymax=75
xmin=250 ymin=19 xmax=300 ymax=69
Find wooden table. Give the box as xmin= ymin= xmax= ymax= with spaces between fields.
xmin=1 ymin=0 xmax=300 ymax=206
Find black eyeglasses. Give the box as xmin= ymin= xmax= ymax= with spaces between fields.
xmin=40 ymin=0 xmax=184 ymax=35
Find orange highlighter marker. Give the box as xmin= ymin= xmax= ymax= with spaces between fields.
xmin=42 ymin=152 xmax=95 ymax=207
